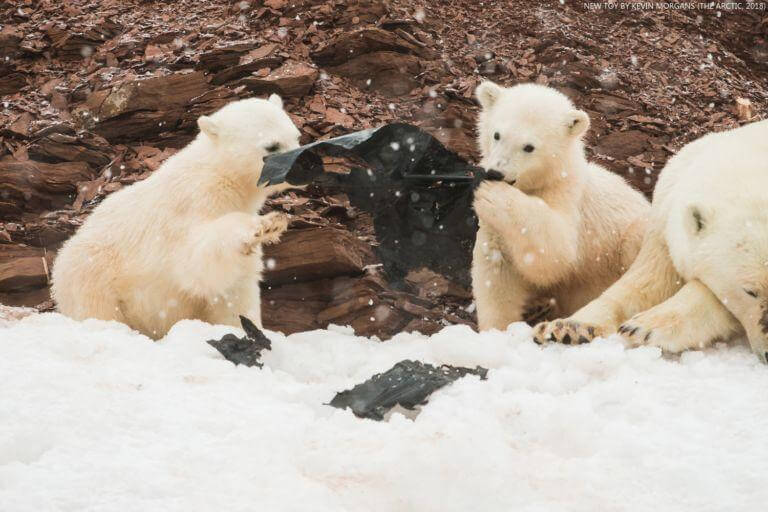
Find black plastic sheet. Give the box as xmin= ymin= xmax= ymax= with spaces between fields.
xmin=206 ymin=315 xmax=272 ymax=367
xmin=328 ymin=359 xmax=488 ymax=420
xmin=261 ymin=123 xmax=501 ymax=288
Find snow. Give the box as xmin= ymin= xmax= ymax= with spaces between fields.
xmin=2 ymin=313 xmax=768 ymax=511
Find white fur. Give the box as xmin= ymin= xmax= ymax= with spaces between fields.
xmin=471 ymin=82 xmax=650 ymax=330
xmin=535 ymin=119 xmax=768 ymax=362
xmin=51 ymin=97 xmax=301 ymax=339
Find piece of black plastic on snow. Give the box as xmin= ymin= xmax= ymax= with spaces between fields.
xmin=206 ymin=315 xmax=272 ymax=367
xmin=261 ymin=123 xmax=499 ymax=288
xmin=328 ymin=359 xmax=488 ymax=421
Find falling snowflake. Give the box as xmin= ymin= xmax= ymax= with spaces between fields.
xmin=414 ymin=8 xmax=426 ymax=22
xmin=390 ymin=142 xmax=400 ymax=151
xmin=265 ymin=258 xmax=276 ymax=270
xmin=80 ymin=45 xmax=93 ymax=58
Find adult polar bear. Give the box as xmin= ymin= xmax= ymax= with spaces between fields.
xmin=472 ymin=81 xmax=650 ymax=331
xmin=52 ymin=95 xmax=299 ymax=339
xmin=534 ymin=119 xmax=768 ymax=362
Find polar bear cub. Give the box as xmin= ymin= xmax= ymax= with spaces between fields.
xmin=52 ymin=95 xmax=300 ymax=339
xmin=472 ymin=82 xmax=650 ymax=331
xmin=534 ymin=119 xmax=768 ymax=362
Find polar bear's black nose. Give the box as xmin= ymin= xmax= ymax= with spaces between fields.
xmin=484 ymin=170 xmax=505 ymax=181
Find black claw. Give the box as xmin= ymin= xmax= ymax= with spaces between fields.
xmin=578 ymin=335 xmax=590 ymax=345
xmin=617 ymin=325 xmax=626 ymax=334
xmin=561 ymin=333 xmax=572 ymax=345
xmin=644 ymin=331 xmax=652 ymax=342
xmin=533 ymin=337 xmax=542 ymax=345
xmin=764 ymin=351 xmax=767 ymax=363
xmin=629 ymin=327 xmax=639 ymax=336
xmin=587 ymin=326 xmax=596 ymax=337
xmin=548 ymin=333 xmax=557 ymax=342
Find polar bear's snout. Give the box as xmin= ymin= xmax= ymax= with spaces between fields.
xmin=483 ymin=169 xmax=514 ymax=185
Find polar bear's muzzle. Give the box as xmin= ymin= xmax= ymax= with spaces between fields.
xmin=484 ymin=168 xmax=516 ymax=185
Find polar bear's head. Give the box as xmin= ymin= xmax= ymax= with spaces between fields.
xmin=475 ymin=81 xmax=590 ymax=192
xmin=196 ymin=94 xmax=301 ymax=181
xmin=680 ymin=201 xmax=768 ymax=361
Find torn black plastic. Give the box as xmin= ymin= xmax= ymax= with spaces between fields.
xmin=328 ymin=359 xmax=488 ymax=420
xmin=206 ymin=315 xmax=272 ymax=367
xmin=261 ymin=123 xmax=502 ymax=287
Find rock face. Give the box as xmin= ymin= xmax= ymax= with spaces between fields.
xmin=2 ymin=0 xmax=767 ymax=337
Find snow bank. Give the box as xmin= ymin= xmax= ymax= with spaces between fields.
xmin=2 ymin=313 xmax=768 ymax=511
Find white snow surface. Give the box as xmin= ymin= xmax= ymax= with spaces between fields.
xmin=2 ymin=313 xmax=768 ymax=512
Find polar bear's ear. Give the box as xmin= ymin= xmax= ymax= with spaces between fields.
xmin=476 ymin=81 xmax=502 ymax=109
xmin=685 ymin=204 xmax=709 ymax=236
xmin=566 ymin=110 xmax=590 ymax=137
xmin=268 ymin=93 xmax=283 ymax=108
xmin=197 ymin=116 xmax=219 ymax=140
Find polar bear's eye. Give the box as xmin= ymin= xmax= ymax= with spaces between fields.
xmin=523 ymin=144 xmax=535 ymax=153
xmin=744 ymin=289 xmax=759 ymax=298
xmin=265 ymin=143 xmax=281 ymax=153
xmin=493 ymin=132 xmax=500 ymax=141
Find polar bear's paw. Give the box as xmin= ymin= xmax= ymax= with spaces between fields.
xmin=473 ymin=181 xmax=513 ymax=224
xmin=241 ymin=212 xmax=289 ymax=254
xmin=618 ymin=307 xmax=706 ymax=353
xmin=532 ymin=319 xmax=602 ymax=346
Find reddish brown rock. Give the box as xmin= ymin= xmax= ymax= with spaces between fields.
xmin=595 ymin=130 xmax=651 ymax=160
xmin=0 ymin=160 xmax=94 ymax=218
xmin=311 ymin=27 xmax=438 ymax=67
xmin=326 ymin=52 xmax=421 ymax=96
xmin=263 ymin=227 xmax=374 ymax=286
xmin=239 ymin=61 xmax=318 ymax=97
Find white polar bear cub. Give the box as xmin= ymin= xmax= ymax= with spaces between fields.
xmin=534 ymin=119 xmax=768 ymax=362
xmin=472 ymin=81 xmax=650 ymax=331
xmin=52 ymin=95 xmax=300 ymax=339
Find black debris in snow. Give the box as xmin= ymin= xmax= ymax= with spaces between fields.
xmin=329 ymin=359 xmax=488 ymax=420
xmin=206 ymin=315 xmax=272 ymax=367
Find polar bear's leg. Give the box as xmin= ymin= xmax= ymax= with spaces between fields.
xmin=474 ymin=182 xmax=579 ymax=288
xmin=174 ymin=211 xmax=287 ymax=299
xmin=532 ymin=229 xmax=681 ymax=344
xmin=204 ymin=277 xmax=263 ymax=329
xmin=617 ymin=280 xmax=742 ymax=352
xmin=472 ymin=228 xmax=533 ymax=331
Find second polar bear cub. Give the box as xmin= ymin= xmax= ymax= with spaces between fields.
xmin=52 ymin=95 xmax=299 ymax=339
xmin=472 ymin=81 xmax=650 ymax=331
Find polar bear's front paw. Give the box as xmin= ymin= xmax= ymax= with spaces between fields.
xmin=473 ymin=182 xmax=512 ymax=223
xmin=532 ymin=319 xmax=602 ymax=346
xmin=618 ymin=307 xmax=705 ymax=353
xmin=241 ymin=212 xmax=289 ymax=254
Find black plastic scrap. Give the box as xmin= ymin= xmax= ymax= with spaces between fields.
xmin=206 ymin=315 xmax=272 ymax=367
xmin=261 ymin=123 xmax=502 ymax=288
xmin=329 ymin=360 xmax=488 ymax=420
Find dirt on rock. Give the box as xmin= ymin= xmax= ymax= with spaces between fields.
xmin=1 ymin=0 xmax=766 ymax=337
